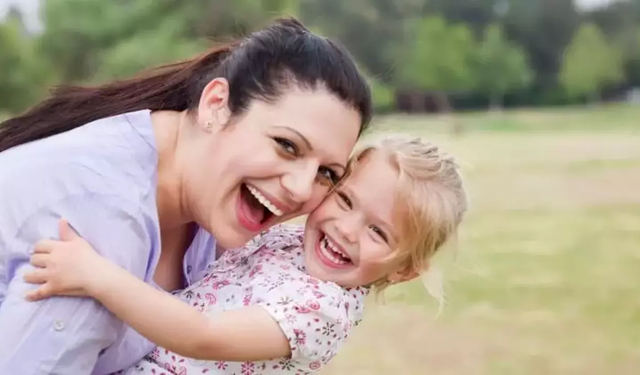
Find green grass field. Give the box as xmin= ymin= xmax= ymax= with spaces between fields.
xmin=322 ymin=104 xmax=640 ymax=375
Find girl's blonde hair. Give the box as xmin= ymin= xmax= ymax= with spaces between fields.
xmin=347 ymin=136 xmax=468 ymax=294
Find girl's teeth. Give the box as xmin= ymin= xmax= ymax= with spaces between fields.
xmin=247 ymin=185 xmax=283 ymax=216
xmin=320 ymin=235 xmax=349 ymax=265
xmin=326 ymin=238 xmax=348 ymax=258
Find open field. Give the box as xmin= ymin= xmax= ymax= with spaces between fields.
xmin=322 ymin=105 xmax=640 ymax=374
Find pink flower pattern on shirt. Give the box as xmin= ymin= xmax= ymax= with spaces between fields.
xmin=122 ymin=224 xmax=368 ymax=375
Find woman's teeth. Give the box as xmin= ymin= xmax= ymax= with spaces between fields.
xmin=246 ymin=185 xmax=283 ymax=216
xmin=320 ymin=235 xmax=350 ymax=265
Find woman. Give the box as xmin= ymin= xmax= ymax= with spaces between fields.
xmin=0 ymin=18 xmax=371 ymax=374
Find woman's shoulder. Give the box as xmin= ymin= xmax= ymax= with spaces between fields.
xmin=0 ymin=110 xmax=158 ymax=214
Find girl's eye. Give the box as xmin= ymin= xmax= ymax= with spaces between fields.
xmin=337 ymin=191 xmax=352 ymax=209
xmin=274 ymin=137 xmax=298 ymax=156
xmin=369 ymin=225 xmax=388 ymax=243
xmin=318 ymin=167 xmax=340 ymax=186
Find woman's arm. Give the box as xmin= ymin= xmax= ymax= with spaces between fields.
xmin=25 ymin=220 xmax=291 ymax=362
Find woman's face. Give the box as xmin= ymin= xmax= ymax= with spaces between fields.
xmin=184 ymin=80 xmax=361 ymax=249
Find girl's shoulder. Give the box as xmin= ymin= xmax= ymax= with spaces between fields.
xmin=214 ymin=223 xmax=305 ymax=269
xmin=251 ymin=223 xmax=305 ymax=250
xmin=256 ymin=271 xmax=369 ymax=370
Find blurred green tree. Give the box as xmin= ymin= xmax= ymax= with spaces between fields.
xmin=4 ymin=0 xmax=640 ymax=113
xmin=473 ymin=24 xmax=533 ymax=109
xmin=38 ymin=0 xmax=298 ymax=84
xmin=584 ymin=0 xmax=640 ymax=88
xmin=559 ymin=23 xmax=625 ymax=103
xmin=503 ymin=0 xmax=579 ymax=86
xmin=364 ymin=71 xmax=395 ymax=113
xmin=0 ymin=9 xmax=53 ymax=114
xmin=299 ymin=0 xmax=423 ymax=81
xmin=90 ymin=23 xmax=206 ymax=82
xmin=396 ymin=16 xmax=476 ymax=109
xmin=395 ymin=16 xmax=476 ymax=133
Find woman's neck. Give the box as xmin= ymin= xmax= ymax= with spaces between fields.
xmin=155 ymin=223 xmax=197 ymax=291
xmin=151 ymin=110 xmax=198 ymax=291
xmin=151 ymin=110 xmax=192 ymax=231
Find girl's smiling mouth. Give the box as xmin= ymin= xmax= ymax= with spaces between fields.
xmin=315 ymin=231 xmax=353 ymax=269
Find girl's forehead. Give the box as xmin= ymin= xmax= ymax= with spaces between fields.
xmin=343 ymin=153 xmax=398 ymax=217
xmin=345 ymin=151 xmax=395 ymax=185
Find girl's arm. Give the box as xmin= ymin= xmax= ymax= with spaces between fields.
xmin=24 ymin=220 xmax=291 ymax=362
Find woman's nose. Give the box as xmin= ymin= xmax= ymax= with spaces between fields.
xmin=281 ymin=162 xmax=317 ymax=204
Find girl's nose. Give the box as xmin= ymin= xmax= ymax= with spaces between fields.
xmin=334 ymin=212 xmax=360 ymax=244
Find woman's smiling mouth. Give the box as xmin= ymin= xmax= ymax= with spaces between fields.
xmin=237 ymin=183 xmax=289 ymax=232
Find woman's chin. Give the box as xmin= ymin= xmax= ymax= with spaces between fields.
xmin=205 ymin=221 xmax=252 ymax=249
xmin=215 ymin=233 xmax=253 ymax=250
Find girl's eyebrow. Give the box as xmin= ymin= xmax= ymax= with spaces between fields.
xmin=340 ymin=186 xmax=357 ymax=204
xmin=343 ymin=185 xmax=398 ymax=242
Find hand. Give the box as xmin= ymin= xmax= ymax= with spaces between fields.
xmin=24 ymin=219 xmax=109 ymax=301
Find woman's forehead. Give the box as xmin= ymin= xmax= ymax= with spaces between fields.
xmin=260 ymin=88 xmax=361 ymax=162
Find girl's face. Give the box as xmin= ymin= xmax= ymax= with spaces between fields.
xmin=303 ymin=151 xmax=410 ymax=288
xmin=184 ymin=80 xmax=361 ymax=249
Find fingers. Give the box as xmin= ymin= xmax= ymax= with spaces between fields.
xmin=23 ymin=270 xmax=53 ymax=302
xmin=30 ymin=253 xmax=50 ymax=268
xmin=31 ymin=219 xmax=81 ymax=255
xmin=33 ymin=240 xmax=56 ymax=254
xmin=58 ymin=219 xmax=81 ymax=241
xmin=25 ymin=283 xmax=53 ymax=302
xmin=23 ymin=268 xmax=49 ymax=284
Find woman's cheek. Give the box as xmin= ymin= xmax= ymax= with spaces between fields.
xmin=299 ymin=200 xmax=320 ymax=216
xmin=306 ymin=190 xmax=331 ymax=213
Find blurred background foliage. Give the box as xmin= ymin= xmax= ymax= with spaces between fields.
xmin=1 ymin=0 xmax=639 ymax=115
xmin=2 ymin=2 xmax=640 ymax=374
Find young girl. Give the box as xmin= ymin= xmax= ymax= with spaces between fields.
xmin=23 ymin=136 xmax=467 ymax=375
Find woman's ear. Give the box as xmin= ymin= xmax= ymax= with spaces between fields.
xmin=198 ymin=78 xmax=232 ymax=130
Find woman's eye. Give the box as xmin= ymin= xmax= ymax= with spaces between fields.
xmin=370 ymin=225 xmax=388 ymax=243
xmin=274 ymin=137 xmax=298 ymax=155
xmin=337 ymin=191 xmax=352 ymax=209
xmin=318 ymin=167 xmax=340 ymax=186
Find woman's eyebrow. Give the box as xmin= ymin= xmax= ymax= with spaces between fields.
xmin=273 ymin=126 xmax=347 ymax=171
xmin=273 ymin=126 xmax=312 ymax=150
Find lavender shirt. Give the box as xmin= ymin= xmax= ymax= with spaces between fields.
xmin=0 ymin=110 xmax=217 ymax=374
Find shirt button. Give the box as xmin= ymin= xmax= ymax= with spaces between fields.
xmin=53 ymin=320 xmax=65 ymax=331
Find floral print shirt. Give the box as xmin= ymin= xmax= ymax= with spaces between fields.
xmin=123 ymin=224 xmax=368 ymax=375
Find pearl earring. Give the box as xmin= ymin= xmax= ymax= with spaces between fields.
xmin=205 ymin=120 xmax=213 ymax=130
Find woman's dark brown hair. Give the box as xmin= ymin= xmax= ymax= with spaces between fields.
xmin=0 ymin=18 xmax=372 ymax=153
